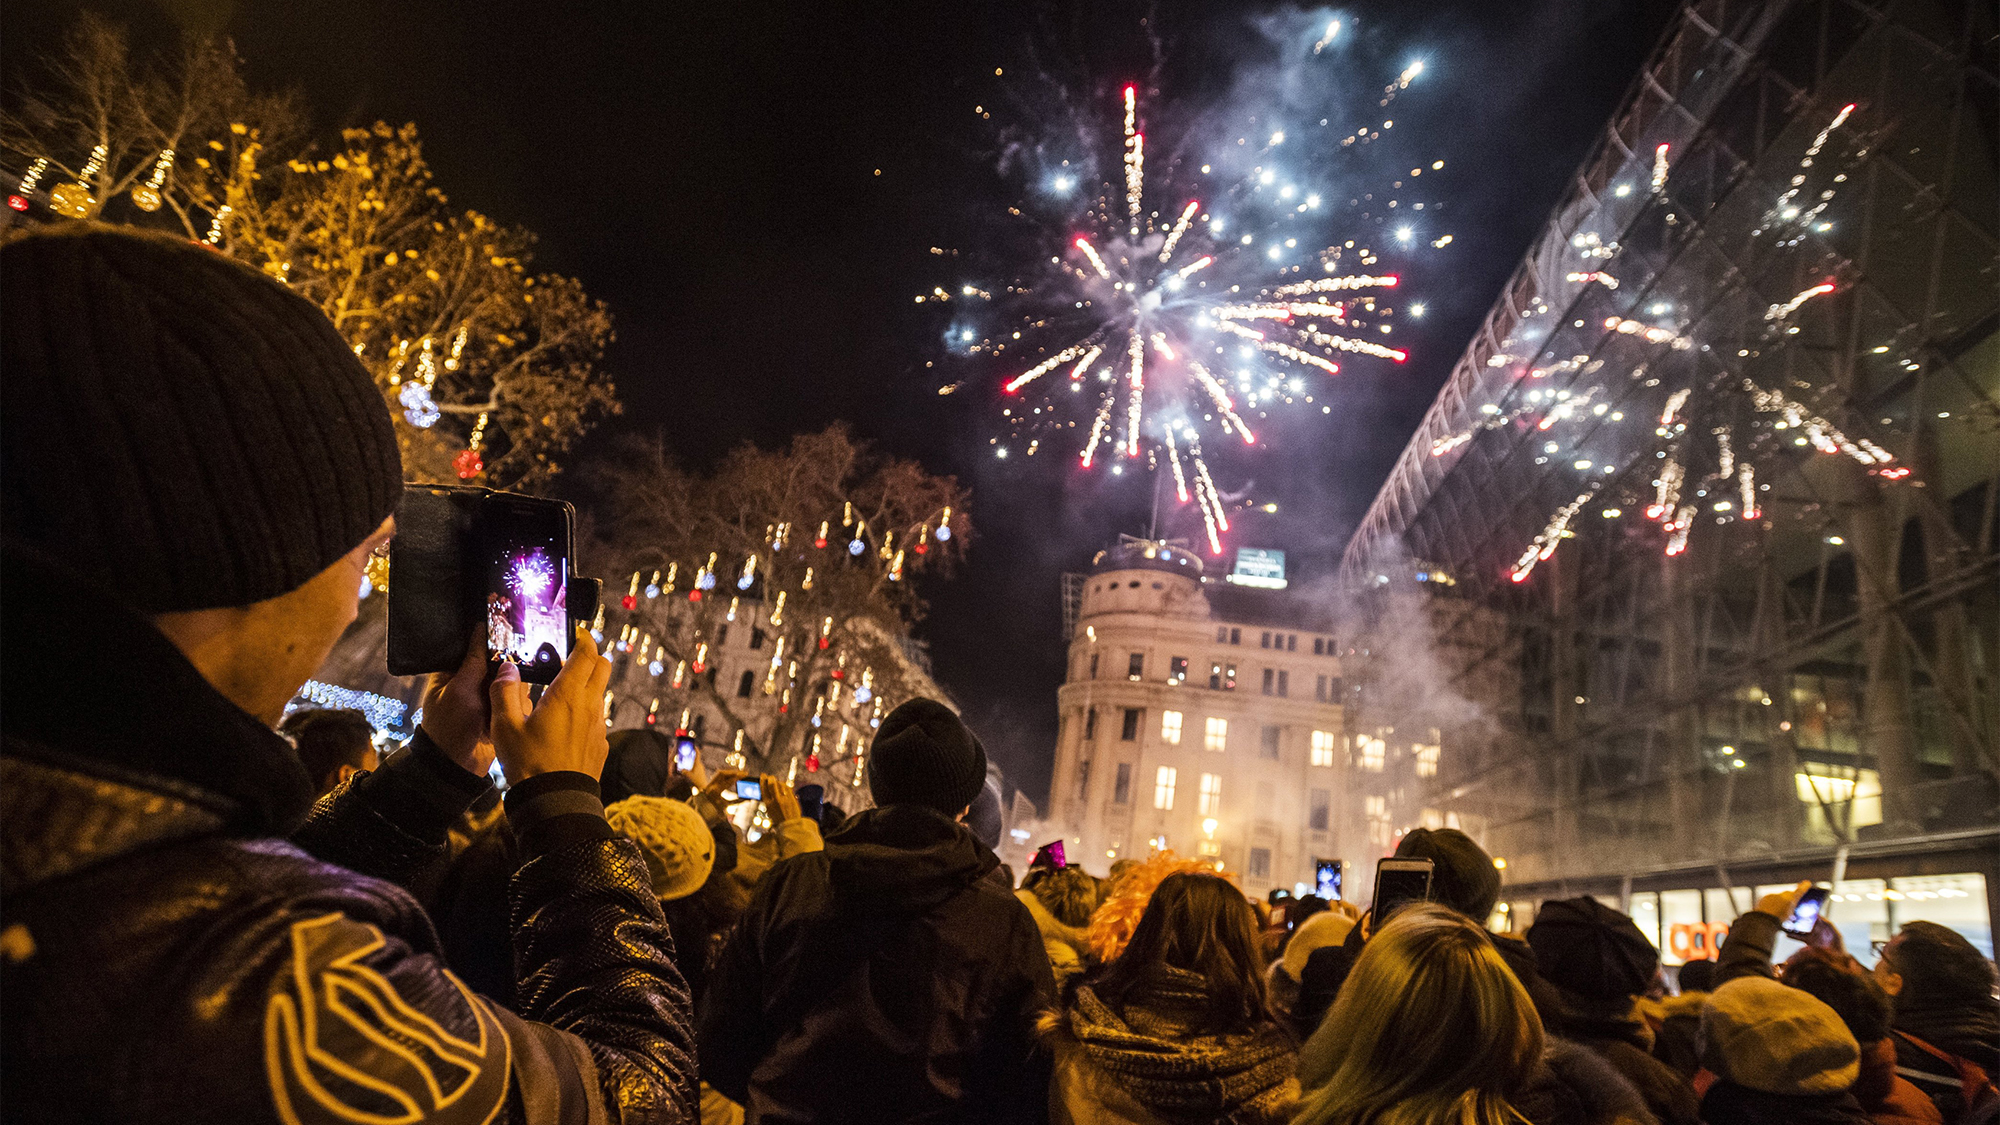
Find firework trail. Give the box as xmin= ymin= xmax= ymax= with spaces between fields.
xmin=933 ymin=30 xmax=1444 ymax=553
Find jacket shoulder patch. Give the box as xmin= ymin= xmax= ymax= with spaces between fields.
xmin=264 ymin=912 xmax=509 ymax=1125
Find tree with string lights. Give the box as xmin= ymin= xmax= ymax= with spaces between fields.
xmin=2 ymin=16 xmax=616 ymax=490
xmin=586 ymin=426 xmax=970 ymax=790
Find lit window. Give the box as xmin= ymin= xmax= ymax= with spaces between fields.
xmin=1311 ymin=730 xmax=1338 ymax=767
xmin=1204 ymin=717 xmax=1229 ymax=753
xmin=1249 ymin=847 xmax=1272 ymax=878
xmin=1154 ymin=766 xmax=1178 ymax=810
xmin=1359 ymin=735 xmax=1386 ymax=772
xmin=1197 ymin=840 xmax=1221 ymax=857
xmin=1416 ymin=742 xmax=1441 ymax=778
xmin=1421 ymin=807 xmax=1443 ymax=829
xmin=1112 ymin=763 xmax=1132 ymax=804
xmin=1161 ymin=710 xmax=1184 ymax=745
xmin=1365 ymin=794 xmax=1391 ymax=846
xmin=1198 ymin=773 xmax=1222 ymax=815
xmin=1127 ymin=652 xmax=1145 ymax=680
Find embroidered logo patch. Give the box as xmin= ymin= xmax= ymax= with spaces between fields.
xmin=264 ymin=913 xmax=509 ymax=1125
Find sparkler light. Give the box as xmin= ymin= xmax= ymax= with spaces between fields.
xmin=950 ymin=53 xmax=1441 ymax=553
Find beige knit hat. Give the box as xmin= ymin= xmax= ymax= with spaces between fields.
xmin=1284 ymin=907 xmax=1358 ymax=980
xmin=1701 ymin=976 xmax=1860 ymax=1095
xmin=604 ymin=796 xmax=715 ymax=902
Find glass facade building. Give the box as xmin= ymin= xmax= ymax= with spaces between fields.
xmin=1339 ymin=0 xmax=1997 ymax=957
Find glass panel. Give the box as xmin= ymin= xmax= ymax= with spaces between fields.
xmin=1660 ymin=889 xmax=1704 ymax=966
xmin=1630 ymin=891 xmax=1661 ymax=951
xmin=1890 ymin=873 xmax=1992 ymax=960
xmin=1829 ymin=877 xmax=1888 ymax=966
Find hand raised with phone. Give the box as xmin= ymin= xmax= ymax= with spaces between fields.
xmin=490 ymin=624 xmax=614 ymax=781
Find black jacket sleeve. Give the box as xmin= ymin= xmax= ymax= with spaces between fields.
xmin=502 ymin=772 xmax=701 ymax=1124
xmin=1713 ymin=909 xmax=1780 ymax=986
xmin=965 ymin=898 xmax=1057 ymax=1125
xmin=291 ymin=729 xmax=492 ymax=887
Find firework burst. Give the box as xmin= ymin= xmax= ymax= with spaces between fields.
xmin=936 ymin=39 xmax=1442 ymax=554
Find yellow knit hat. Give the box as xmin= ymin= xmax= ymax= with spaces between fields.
xmin=604 ymin=796 xmax=715 ymax=902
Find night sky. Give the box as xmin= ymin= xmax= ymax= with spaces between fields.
xmin=5 ymin=0 xmax=1675 ymax=806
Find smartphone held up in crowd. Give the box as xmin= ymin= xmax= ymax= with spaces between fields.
xmin=387 ymin=485 xmax=600 ymax=685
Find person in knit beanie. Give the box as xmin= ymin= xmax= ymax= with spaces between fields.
xmin=866 ymin=697 xmax=988 ymax=815
xmin=0 ymin=225 xmax=700 ymax=1121
xmin=698 ymin=697 xmax=1054 ymax=1122
xmin=606 ymin=796 xmax=718 ymax=902
xmin=1700 ymin=976 xmax=1869 ymax=1124
xmin=1528 ymin=897 xmax=1701 ymax=1125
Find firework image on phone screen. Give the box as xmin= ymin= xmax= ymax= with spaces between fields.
xmin=483 ymin=505 xmax=570 ymax=680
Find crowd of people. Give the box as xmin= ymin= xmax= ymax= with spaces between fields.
xmin=3 ymin=227 xmax=1996 ymax=1125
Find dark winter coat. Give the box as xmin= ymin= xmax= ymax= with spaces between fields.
xmin=697 ymin=803 xmax=1056 ymax=1124
xmin=1515 ymin=1039 xmax=1662 ymax=1125
xmin=1893 ymin=1008 xmax=2000 ymax=1125
xmin=1550 ymin=1004 xmax=1701 ymax=1125
xmin=1700 ymin=1080 xmax=1872 ymax=1125
xmin=0 ymin=548 xmax=699 ymax=1124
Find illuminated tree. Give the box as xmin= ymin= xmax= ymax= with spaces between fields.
xmin=588 ymin=426 xmax=970 ymax=784
xmin=3 ymin=17 xmax=616 ymax=490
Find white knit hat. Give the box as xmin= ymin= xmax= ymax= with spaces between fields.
xmin=604 ymin=796 xmax=715 ymax=902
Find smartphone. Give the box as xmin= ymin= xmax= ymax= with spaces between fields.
xmin=388 ymin=486 xmax=597 ymax=685
xmin=1372 ymin=857 xmax=1435 ymax=922
xmin=735 ymin=778 xmax=764 ymax=801
xmin=479 ymin=492 xmax=572 ymax=684
xmin=1782 ymin=886 xmax=1832 ymax=939
xmin=1316 ymin=858 xmax=1344 ymax=902
xmin=1032 ymin=840 xmax=1068 ymax=870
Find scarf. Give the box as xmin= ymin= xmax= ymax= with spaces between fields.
xmin=1067 ymin=967 xmax=1296 ymax=1124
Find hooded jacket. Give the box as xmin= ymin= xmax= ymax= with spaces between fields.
xmin=1042 ymin=969 xmax=1298 ymax=1125
xmin=0 ymin=547 xmax=698 ymax=1124
xmin=697 ymin=804 xmax=1055 ymax=1124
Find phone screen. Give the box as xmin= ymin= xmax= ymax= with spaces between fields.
xmin=1316 ymin=859 xmax=1343 ymax=902
xmin=674 ymin=737 xmax=697 ymax=772
xmin=736 ymin=779 xmax=763 ymax=801
xmin=1373 ymin=860 xmax=1434 ymax=922
xmin=1783 ymin=887 xmax=1830 ymax=938
xmin=481 ymin=499 xmax=570 ymax=683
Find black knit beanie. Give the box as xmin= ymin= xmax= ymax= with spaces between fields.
xmin=867 ymin=699 xmax=988 ymax=816
xmin=1 ymin=226 xmax=402 ymax=612
xmin=1395 ymin=827 xmax=1502 ymax=922
xmin=1527 ymin=896 xmax=1659 ymax=1004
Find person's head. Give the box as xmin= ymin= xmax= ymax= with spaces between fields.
xmin=1289 ymin=894 xmax=1330 ymax=932
xmin=1283 ymin=906 xmax=1358 ymax=982
xmin=1 ymin=228 xmax=401 ymax=726
xmin=278 ymin=708 xmax=379 ymax=795
xmin=1394 ymin=828 xmax=1501 ymax=923
xmin=1091 ymin=871 xmax=1271 ymax=1034
xmin=864 ymin=699 xmax=987 ymax=817
xmin=1294 ymin=904 xmax=1543 ymax=1125
xmin=1525 ymin=897 xmax=1659 ymax=1015
xmin=1872 ymin=920 xmax=1997 ymax=1012
xmin=603 ymin=796 xmax=716 ymax=902
xmin=601 ymin=728 xmax=677 ymax=807
xmin=1028 ymin=866 xmax=1103 ymax=929
xmin=1701 ymin=976 xmax=1859 ymax=1095
xmin=1676 ymin=958 xmax=1718 ymax=994
xmin=1782 ymin=947 xmax=1893 ymax=1046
